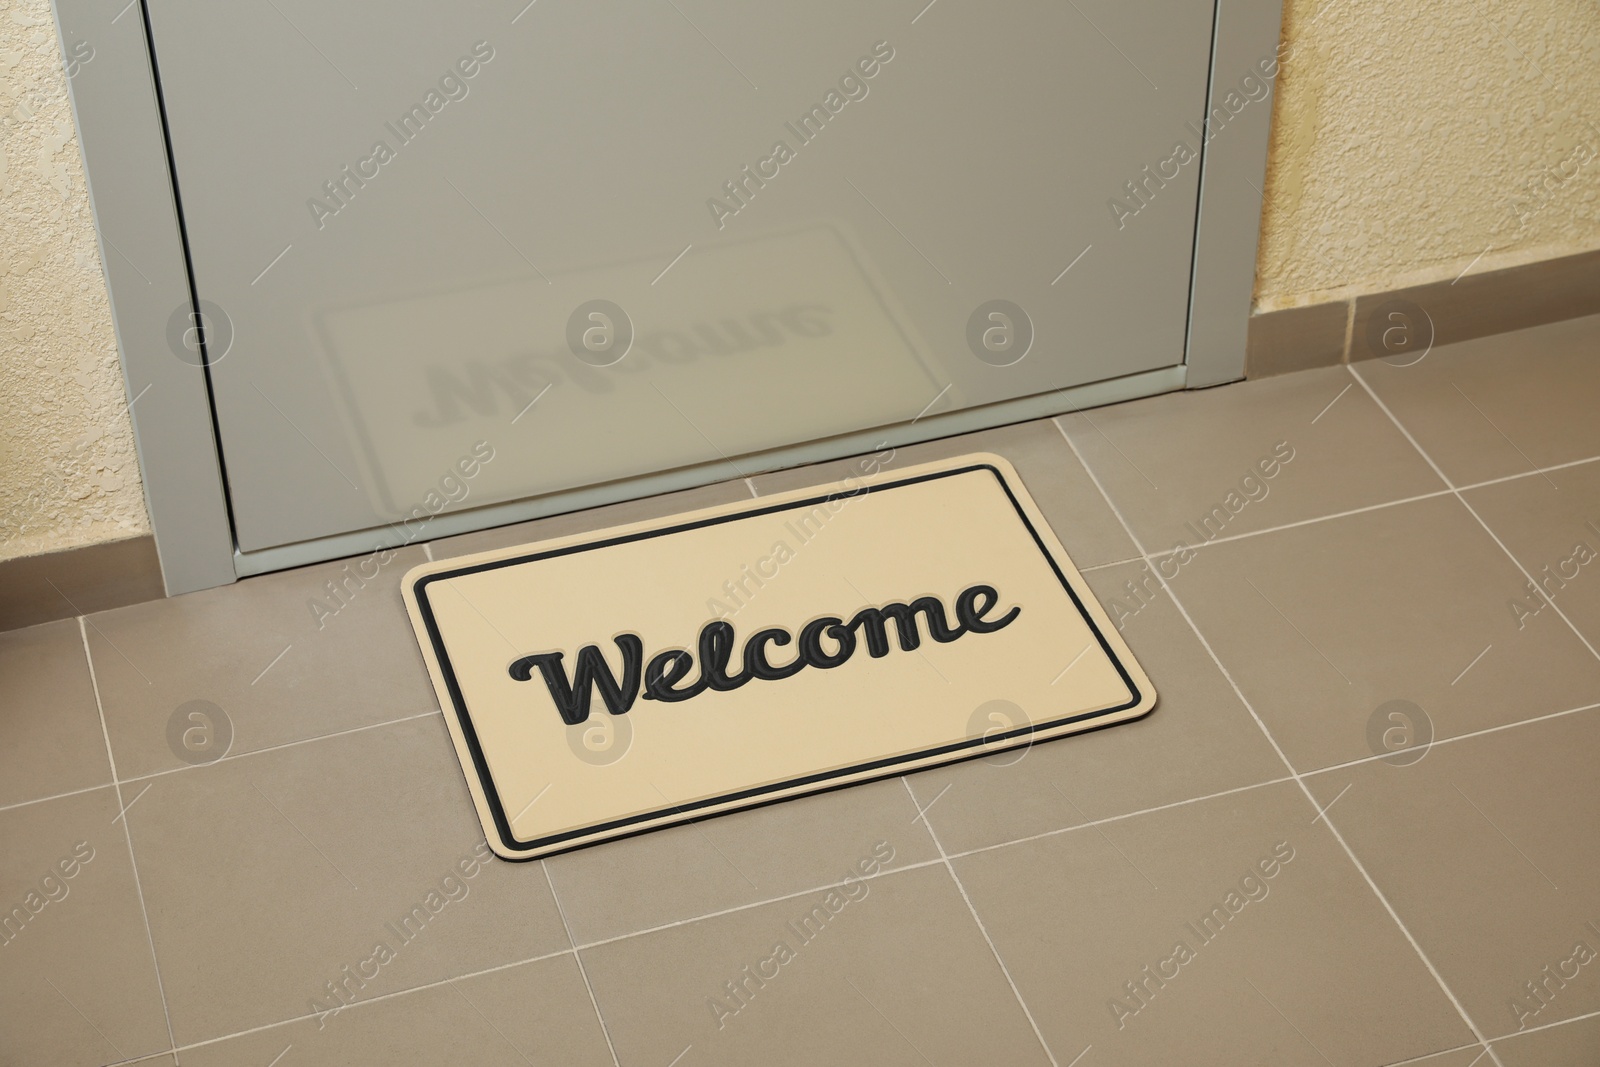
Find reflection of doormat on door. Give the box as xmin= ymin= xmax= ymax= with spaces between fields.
xmin=403 ymin=454 xmax=1155 ymax=860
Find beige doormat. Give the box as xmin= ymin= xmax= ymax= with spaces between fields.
xmin=403 ymin=454 xmax=1154 ymax=859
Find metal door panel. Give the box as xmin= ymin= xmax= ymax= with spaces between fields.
xmin=142 ymin=0 xmax=1216 ymax=551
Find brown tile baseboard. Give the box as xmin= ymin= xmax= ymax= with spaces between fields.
xmin=1246 ymin=300 xmax=1350 ymax=378
xmin=1247 ymin=245 xmax=1600 ymax=377
xmin=0 ymin=535 xmax=165 ymax=633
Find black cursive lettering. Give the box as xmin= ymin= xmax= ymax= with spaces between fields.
xmin=509 ymin=584 xmax=1019 ymax=724
xmin=508 ymin=635 xmax=643 ymax=725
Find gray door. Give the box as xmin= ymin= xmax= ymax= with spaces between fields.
xmin=144 ymin=0 xmax=1216 ymax=553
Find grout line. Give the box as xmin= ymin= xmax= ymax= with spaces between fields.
xmin=116 ymin=710 xmax=445 ymax=788
xmin=1077 ymin=556 xmax=1146 ymax=573
xmin=1111 ymin=450 xmax=1600 ymax=564
xmin=1348 ymin=364 xmax=1600 ymax=664
xmin=1146 ymin=487 xmax=1459 ymax=557
xmin=1490 ymin=1002 xmax=1600 ymax=1044
xmin=900 ymin=778 xmax=1062 ymax=1067
xmin=542 ymin=861 xmax=621 ymax=1067
xmin=0 ymin=780 xmax=116 ymax=816
xmin=1459 ymin=490 xmax=1600 ymax=661
xmin=1301 ymin=700 xmax=1600 ymax=779
xmin=1454 ymin=449 xmax=1600 ymax=489
xmin=1377 ymin=1040 xmax=1484 ymax=1066
xmin=1301 ymin=808 xmax=1506 ymax=1067
xmin=78 ymin=617 xmax=182 ymax=1064
xmin=945 ymin=775 xmax=1297 ymax=862
xmin=1052 ymin=418 xmax=1302 ymax=775
xmin=1052 ymin=418 xmax=1508 ymax=1067
xmin=573 ymin=856 xmax=950 ymax=952
xmin=152 ymin=861 xmax=956 ymax=1061
xmin=158 ymin=946 xmax=578 ymax=1057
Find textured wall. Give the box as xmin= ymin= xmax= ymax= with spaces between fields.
xmin=1256 ymin=0 xmax=1600 ymax=311
xmin=0 ymin=0 xmax=148 ymax=561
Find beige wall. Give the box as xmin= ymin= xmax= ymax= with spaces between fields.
xmin=1257 ymin=0 xmax=1600 ymax=311
xmin=0 ymin=0 xmax=148 ymax=563
xmin=3 ymin=0 xmax=1597 ymax=563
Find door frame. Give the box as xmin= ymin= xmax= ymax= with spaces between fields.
xmin=57 ymin=0 xmax=1282 ymax=595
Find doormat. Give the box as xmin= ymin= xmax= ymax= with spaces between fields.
xmin=403 ymin=454 xmax=1154 ymax=859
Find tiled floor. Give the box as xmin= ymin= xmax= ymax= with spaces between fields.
xmin=4 ymin=313 xmax=1599 ymax=1065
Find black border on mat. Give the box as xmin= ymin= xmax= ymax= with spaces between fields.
xmin=413 ymin=462 xmax=1144 ymax=859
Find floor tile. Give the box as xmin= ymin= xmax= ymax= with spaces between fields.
xmin=0 ymin=619 xmax=112 ymax=808
xmin=429 ymin=479 xmax=753 ymax=560
xmin=1495 ymin=1015 xmax=1600 ymax=1065
xmin=1464 ymin=460 xmax=1600 ymax=653
xmin=1304 ymin=710 xmax=1600 ymax=1042
xmin=0 ymin=788 xmax=171 ymax=1066
xmin=581 ymin=864 xmax=1053 ymax=1067
xmin=1058 ymin=365 xmax=1443 ymax=552
xmin=1388 ymin=1046 xmax=1501 ymax=1066
xmin=1359 ymin=313 xmax=1600 ymax=486
xmin=903 ymin=562 xmax=1287 ymax=855
xmin=180 ymin=953 xmax=611 ymax=1067
xmin=547 ymin=778 xmax=937 ymax=945
xmin=1168 ymin=494 xmax=1600 ymax=772
xmin=749 ymin=418 xmax=1139 ymax=568
xmin=953 ymin=782 xmax=1474 ymax=1067
xmin=124 ymin=715 xmax=570 ymax=1046
xmin=85 ymin=547 xmax=435 ymax=780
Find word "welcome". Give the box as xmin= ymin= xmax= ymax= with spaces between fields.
xmin=509 ymin=584 xmax=1020 ymax=724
